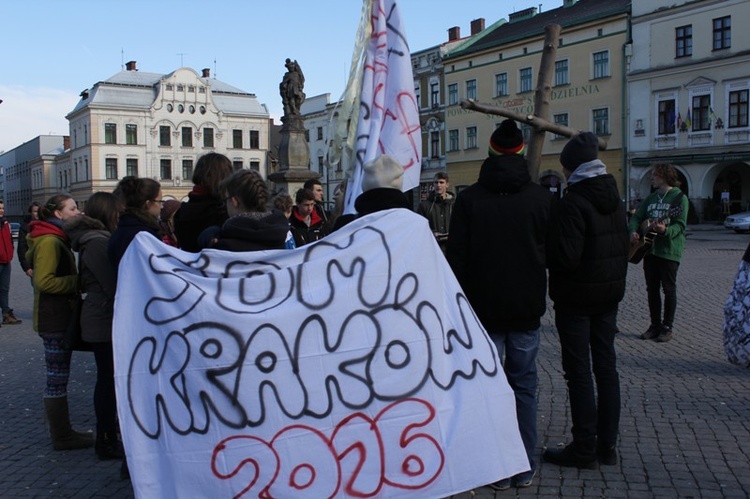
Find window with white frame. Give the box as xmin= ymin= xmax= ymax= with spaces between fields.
xmin=415 ymin=82 xmax=421 ymax=107
xmin=448 ymin=129 xmax=459 ymax=151
xmin=593 ymin=51 xmax=609 ymax=79
xmin=431 ymin=82 xmax=440 ymax=107
xmin=466 ymin=79 xmax=477 ymax=100
xmin=466 ymin=126 xmax=477 ymax=149
xmin=182 ymin=127 xmax=193 ymax=147
xmin=105 ymin=123 xmax=117 ymax=144
xmin=593 ymin=108 xmax=609 ymax=135
xmin=658 ymin=99 xmax=677 ymax=135
xmin=126 ymin=124 xmax=137 ymax=145
xmin=431 ymin=131 xmax=440 ymax=158
xmin=713 ymin=16 xmax=731 ymax=50
xmin=691 ymin=94 xmax=711 ymax=131
xmin=160 ymin=159 xmax=172 ymax=179
xmin=554 ymin=60 xmax=569 ymax=86
xmin=105 ymin=158 xmax=117 ymax=179
xmin=728 ymin=89 xmax=749 ymax=128
xmin=553 ymin=113 xmax=568 ymax=139
xmin=495 ymin=73 xmax=508 ymax=97
xmin=448 ymin=83 xmax=458 ymax=105
xmin=159 ymin=126 xmax=171 ymax=146
xmin=182 ymin=159 xmax=193 ymax=179
xmin=676 ymin=25 xmax=692 ymax=58
xmin=520 ymin=68 xmax=533 ymax=93
xmin=126 ymin=158 xmax=138 ymax=177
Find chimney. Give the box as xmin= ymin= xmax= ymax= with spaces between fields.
xmin=448 ymin=26 xmax=461 ymax=41
xmin=202 ymin=68 xmax=210 ymax=78
xmin=63 ymin=136 xmax=70 ymax=150
xmin=470 ymin=18 xmax=485 ymax=36
xmin=125 ymin=60 xmax=137 ymax=71
xmin=509 ymin=7 xmax=537 ymax=23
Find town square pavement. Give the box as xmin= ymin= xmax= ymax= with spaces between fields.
xmin=0 ymin=226 xmax=748 ymax=498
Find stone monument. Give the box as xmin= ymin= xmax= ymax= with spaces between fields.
xmin=269 ymin=58 xmax=318 ymax=195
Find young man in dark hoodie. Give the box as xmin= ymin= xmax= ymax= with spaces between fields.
xmin=447 ymin=119 xmax=552 ymax=490
xmin=544 ymin=132 xmax=629 ymax=470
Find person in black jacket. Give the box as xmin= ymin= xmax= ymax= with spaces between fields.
xmin=417 ymin=172 xmax=454 ymax=252
xmin=199 ymin=169 xmax=288 ymax=252
xmin=447 ymin=119 xmax=552 ymax=490
xmin=543 ymin=132 xmax=629 ymax=470
xmin=173 ymin=153 xmax=233 ymax=252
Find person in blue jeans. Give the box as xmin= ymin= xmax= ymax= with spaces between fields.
xmin=545 ymin=132 xmax=629 ymax=469
xmin=447 ymin=120 xmax=552 ymax=490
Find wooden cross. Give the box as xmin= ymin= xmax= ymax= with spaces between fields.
xmin=459 ymin=24 xmax=607 ymax=182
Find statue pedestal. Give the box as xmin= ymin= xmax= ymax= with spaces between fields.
xmin=269 ymin=119 xmax=319 ymax=196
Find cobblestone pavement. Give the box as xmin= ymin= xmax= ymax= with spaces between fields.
xmin=1 ymin=227 xmax=749 ymax=498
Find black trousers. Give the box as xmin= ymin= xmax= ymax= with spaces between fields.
xmin=92 ymin=342 xmax=118 ymax=434
xmin=554 ymin=307 xmax=621 ymax=455
xmin=643 ymin=255 xmax=680 ymax=328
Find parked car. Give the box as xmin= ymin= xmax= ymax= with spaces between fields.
xmin=724 ymin=212 xmax=750 ymax=233
xmin=9 ymin=222 xmax=20 ymax=240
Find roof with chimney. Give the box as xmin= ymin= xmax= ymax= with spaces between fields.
xmin=67 ymin=64 xmax=267 ymax=117
xmin=446 ymin=0 xmax=631 ymax=59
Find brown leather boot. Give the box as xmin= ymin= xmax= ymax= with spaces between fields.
xmin=43 ymin=397 xmax=94 ymax=450
xmin=3 ymin=309 xmax=22 ymax=325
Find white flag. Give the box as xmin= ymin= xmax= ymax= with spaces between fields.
xmin=342 ymin=0 xmax=422 ymax=215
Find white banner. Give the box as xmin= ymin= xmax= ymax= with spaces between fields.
xmin=343 ymin=0 xmax=422 ymax=215
xmin=114 ymin=210 xmax=528 ymax=498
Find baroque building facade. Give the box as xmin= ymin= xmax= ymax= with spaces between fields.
xmin=442 ymin=0 xmax=631 ymax=197
xmin=628 ymin=0 xmax=750 ymax=222
xmin=64 ymin=62 xmax=270 ymax=204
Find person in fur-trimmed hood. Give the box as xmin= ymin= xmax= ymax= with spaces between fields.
xmin=447 ymin=119 xmax=552 ymax=490
xmin=544 ymin=131 xmax=629 ymax=471
xmin=64 ymin=192 xmax=124 ymax=460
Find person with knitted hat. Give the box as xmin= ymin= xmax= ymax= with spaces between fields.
xmin=353 ymin=154 xmax=410 ymax=216
xmin=544 ymin=131 xmax=629 ymax=470
xmin=488 ymin=119 xmax=526 ymax=156
xmin=447 ymin=118 xmax=552 ymax=490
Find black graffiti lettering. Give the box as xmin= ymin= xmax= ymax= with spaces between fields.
xmin=235 ymin=325 xmax=307 ymax=425
xmin=216 ymin=260 xmax=294 ymax=314
xmin=129 ymin=333 xmax=192 ymax=438
xmin=295 ymin=314 xmax=377 ymax=417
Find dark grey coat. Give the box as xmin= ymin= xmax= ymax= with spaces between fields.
xmin=66 ymin=216 xmax=116 ymax=343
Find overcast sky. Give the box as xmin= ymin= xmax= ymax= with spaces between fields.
xmin=0 ymin=0 xmax=555 ymax=153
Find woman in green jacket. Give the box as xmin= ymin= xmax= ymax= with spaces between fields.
xmin=26 ymin=193 xmax=93 ymax=450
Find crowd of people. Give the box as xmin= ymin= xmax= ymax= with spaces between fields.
xmin=10 ymin=125 xmax=703 ymax=489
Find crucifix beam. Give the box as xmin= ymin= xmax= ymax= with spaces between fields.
xmin=459 ymin=24 xmax=607 ymax=181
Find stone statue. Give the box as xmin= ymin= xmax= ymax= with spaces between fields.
xmin=280 ymin=58 xmax=306 ymax=120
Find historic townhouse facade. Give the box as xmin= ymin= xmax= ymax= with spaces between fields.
xmin=64 ymin=62 xmax=270 ymax=204
xmin=442 ymin=0 xmax=631 ymax=196
xmin=628 ymin=0 xmax=750 ymax=221
xmin=0 ymin=135 xmax=67 ymax=219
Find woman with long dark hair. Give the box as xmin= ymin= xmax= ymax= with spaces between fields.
xmin=173 ymin=152 xmax=233 ymax=252
xmin=26 ymin=194 xmax=93 ymax=450
xmin=108 ymin=176 xmax=163 ymax=267
xmin=65 ymin=192 xmax=123 ymax=459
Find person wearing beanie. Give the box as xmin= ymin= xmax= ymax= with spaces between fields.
xmin=488 ymin=119 xmax=526 ymax=156
xmin=353 ymin=155 xmax=410 ymax=216
xmin=544 ymin=132 xmax=629 ymax=470
xmin=447 ymin=118 xmax=552 ymax=490
xmin=628 ymin=163 xmax=688 ymax=342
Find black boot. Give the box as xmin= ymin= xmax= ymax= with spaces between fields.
xmin=43 ymin=397 xmax=94 ymax=450
xmin=543 ymin=442 xmax=598 ymax=470
xmin=597 ymin=442 xmax=618 ymax=465
xmin=96 ymin=431 xmax=125 ymax=460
